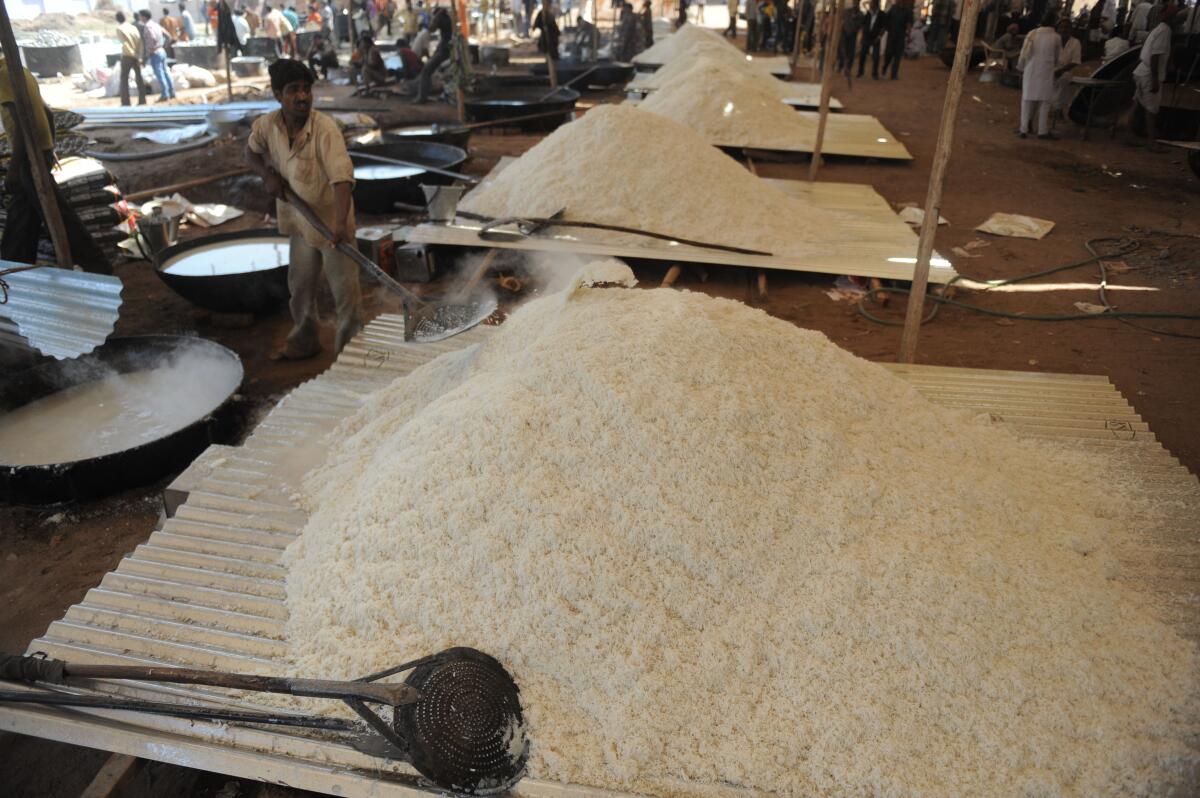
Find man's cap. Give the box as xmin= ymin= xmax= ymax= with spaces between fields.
xmin=269 ymin=59 xmax=316 ymax=92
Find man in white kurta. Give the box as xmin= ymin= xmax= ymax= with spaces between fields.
xmin=1053 ymin=18 xmax=1083 ymax=113
xmin=1017 ymin=15 xmax=1061 ymax=138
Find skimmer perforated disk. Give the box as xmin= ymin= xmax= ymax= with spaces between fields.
xmin=397 ymin=647 xmax=529 ymax=794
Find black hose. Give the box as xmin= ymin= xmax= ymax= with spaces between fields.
xmin=856 ymin=233 xmax=1200 ymax=338
xmin=85 ymin=131 xmax=220 ymax=162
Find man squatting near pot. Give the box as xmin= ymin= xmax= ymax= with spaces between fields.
xmin=246 ymin=60 xmax=363 ymax=360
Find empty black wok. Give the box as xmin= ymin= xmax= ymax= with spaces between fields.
xmin=464 ymin=86 xmax=580 ymax=131
xmin=155 ymin=229 xmax=291 ymax=315
xmin=531 ymin=61 xmax=635 ymax=88
xmin=0 ymin=335 xmax=243 ymax=505
xmin=348 ymin=140 xmax=469 ymax=214
xmin=380 ymin=124 xmax=472 ymax=152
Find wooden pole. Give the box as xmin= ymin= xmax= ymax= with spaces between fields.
xmin=897 ymin=0 xmax=981 ymax=363
xmin=542 ymin=0 xmax=558 ymax=86
xmin=448 ymin=0 xmax=468 ymax=123
xmin=807 ymin=0 xmax=841 ymax=181
xmin=790 ymin=2 xmax=806 ymax=69
xmin=0 ymin=1 xmax=72 ymax=269
xmin=125 ymin=167 xmax=252 ymax=202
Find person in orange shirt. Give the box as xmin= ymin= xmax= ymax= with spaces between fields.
xmin=160 ymin=8 xmax=184 ymax=44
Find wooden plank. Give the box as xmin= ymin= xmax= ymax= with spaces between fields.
xmin=79 ymin=753 xmax=141 ymax=798
xmin=625 ymin=98 xmax=911 ymax=159
xmin=626 ymin=76 xmax=845 ymax=110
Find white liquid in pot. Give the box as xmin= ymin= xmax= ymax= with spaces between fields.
xmin=0 ymin=352 xmax=241 ymax=466
xmin=353 ymin=164 xmax=425 ymax=180
xmin=162 ymin=238 xmax=288 ymax=277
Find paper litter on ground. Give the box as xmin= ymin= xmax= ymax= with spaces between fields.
xmin=132 ymin=123 xmax=211 ymax=145
xmin=897 ymin=205 xmax=949 ymax=227
xmin=457 ymin=104 xmax=859 ymax=259
xmin=977 ymin=212 xmax=1055 ymax=239
xmin=163 ymin=192 xmax=245 ymax=227
xmin=284 ymin=273 xmax=1200 ymax=798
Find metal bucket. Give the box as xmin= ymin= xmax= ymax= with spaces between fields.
xmin=138 ymin=200 xmax=186 ymax=256
xmin=480 ymin=44 xmax=510 ymax=65
xmin=230 ymin=56 xmax=266 ymax=77
xmin=422 ymin=184 xmax=464 ymax=222
xmin=206 ymin=108 xmax=245 ymax=137
xmin=173 ymin=42 xmax=223 ymax=69
xmin=19 ymin=43 xmax=83 ymax=77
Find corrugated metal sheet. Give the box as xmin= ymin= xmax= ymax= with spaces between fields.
xmin=0 ymin=313 xmax=1196 ymax=797
xmin=0 ymin=266 xmax=122 ymax=359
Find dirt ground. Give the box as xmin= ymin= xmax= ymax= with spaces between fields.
xmin=2 ymin=31 xmax=1199 ymax=797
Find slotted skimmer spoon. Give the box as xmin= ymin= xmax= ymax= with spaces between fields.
xmin=284 ymin=186 xmax=496 ymax=342
xmin=0 ymin=647 xmax=529 ymax=794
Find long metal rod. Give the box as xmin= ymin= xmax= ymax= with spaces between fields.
xmin=808 ymin=0 xmax=842 ymax=181
xmin=348 ymin=150 xmax=479 ymax=183
xmin=897 ymin=0 xmax=981 ymax=363
xmin=454 ymin=209 xmax=773 ymax=256
xmin=0 ymin=1 xmax=72 ymax=269
xmin=281 ymin=185 xmax=424 ymax=308
xmin=63 ymin=663 xmax=418 ymax=706
xmin=2 ymin=654 xmax=417 ymax=706
xmin=0 ymin=690 xmax=362 ymax=731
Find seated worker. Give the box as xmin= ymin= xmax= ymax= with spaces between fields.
xmin=306 ymin=31 xmax=339 ymax=79
xmin=396 ymin=37 xmax=424 ymax=79
xmin=351 ymin=32 xmax=389 ymax=88
xmin=573 ymin=11 xmax=596 ymax=61
xmin=990 ymin=23 xmax=1024 ymax=69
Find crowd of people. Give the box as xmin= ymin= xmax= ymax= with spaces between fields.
xmin=113 ymin=4 xmax=200 ymax=104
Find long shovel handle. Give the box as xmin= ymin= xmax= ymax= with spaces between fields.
xmin=281 ymin=186 xmax=423 ymax=307
xmin=1 ymin=654 xmax=417 ymax=706
xmin=348 ymin=150 xmax=479 ymax=184
xmin=535 ymin=65 xmax=598 ymax=103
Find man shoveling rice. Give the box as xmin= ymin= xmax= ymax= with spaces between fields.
xmin=246 ymin=60 xmax=364 ymax=360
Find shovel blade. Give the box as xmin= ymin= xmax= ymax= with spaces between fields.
xmin=404 ymin=294 xmax=498 ymax=343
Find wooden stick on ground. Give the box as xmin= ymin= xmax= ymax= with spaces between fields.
xmin=808 ymin=1 xmax=842 ymax=181
xmin=461 ymin=248 xmax=501 ymax=296
xmin=897 ymin=0 xmax=981 ymax=363
xmin=0 ymin=1 xmax=73 ymax=269
xmin=125 ymin=167 xmax=252 ymax=202
xmin=79 ymin=754 xmax=142 ymax=798
xmin=661 ymin=264 xmax=682 ymax=288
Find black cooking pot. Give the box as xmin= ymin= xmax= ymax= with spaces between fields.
xmin=463 ymin=86 xmax=580 ymax=131
xmin=155 ymin=229 xmax=291 ymax=315
xmin=348 ymin=140 xmax=469 ymax=214
xmin=530 ymin=60 xmax=635 ymax=88
xmin=476 ymin=73 xmax=549 ymax=90
xmin=0 ymin=335 xmax=243 ymax=505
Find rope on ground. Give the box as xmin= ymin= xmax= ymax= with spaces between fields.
xmin=856 ymin=233 xmax=1200 ymax=339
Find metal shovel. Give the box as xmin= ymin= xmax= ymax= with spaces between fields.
xmin=283 ymin=186 xmax=496 ymax=342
